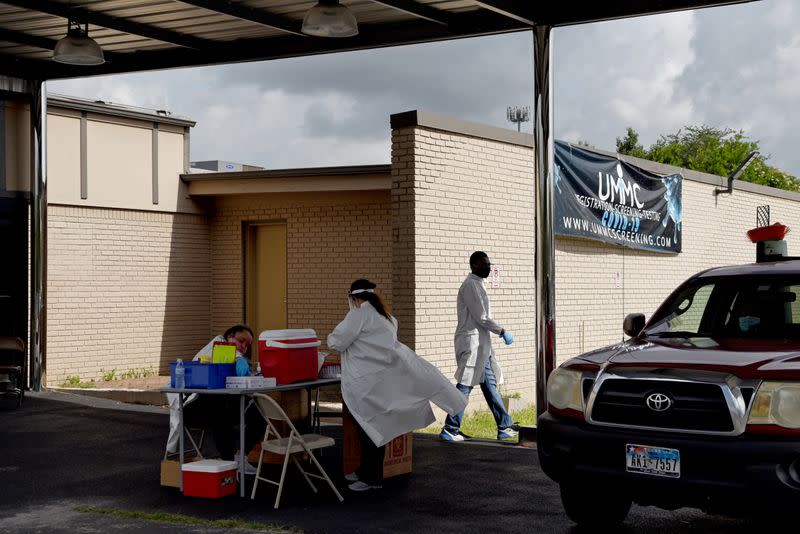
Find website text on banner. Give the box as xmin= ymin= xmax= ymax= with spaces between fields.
xmin=554 ymin=140 xmax=682 ymax=254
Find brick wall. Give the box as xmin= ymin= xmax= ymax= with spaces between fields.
xmin=395 ymin=112 xmax=800 ymax=414
xmin=210 ymin=191 xmax=392 ymax=344
xmin=392 ymin=125 xmax=536 ymax=414
xmin=46 ymin=205 xmax=211 ymax=385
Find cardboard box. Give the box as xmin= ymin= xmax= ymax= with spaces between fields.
xmin=342 ymin=408 xmax=412 ymax=479
xmin=160 ymin=454 xmax=200 ymax=488
xmin=182 ymin=459 xmax=238 ymax=498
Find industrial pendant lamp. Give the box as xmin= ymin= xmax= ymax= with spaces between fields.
xmin=53 ymin=19 xmax=105 ymax=65
xmin=301 ymin=0 xmax=358 ymax=38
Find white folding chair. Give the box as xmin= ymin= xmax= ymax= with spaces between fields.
xmin=250 ymin=393 xmax=344 ymax=508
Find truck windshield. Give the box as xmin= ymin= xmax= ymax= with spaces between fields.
xmin=644 ymin=276 xmax=800 ymax=339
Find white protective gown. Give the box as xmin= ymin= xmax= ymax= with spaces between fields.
xmin=454 ymin=273 xmax=504 ymax=387
xmin=328 ymin=302 xmax=467 ymax=447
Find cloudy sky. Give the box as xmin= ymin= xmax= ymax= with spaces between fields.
xmin=50 ymin=0 xmax=799 ymax=177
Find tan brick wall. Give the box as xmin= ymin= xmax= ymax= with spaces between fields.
xmin=399 ymin=120 xmax=800 ymax=415
xmin=46 ymin=205 xmax=211 ymax=385
xmin=210 ymin=191 xmax=392 ymax=345
xmin=394 ymin=125 xmax=536 ymax=413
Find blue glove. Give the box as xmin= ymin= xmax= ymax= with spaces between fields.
xmin=235 ymin=357 xmax=251 ymax=377
xmin=500 ymin=330 xmax=513 ymax=345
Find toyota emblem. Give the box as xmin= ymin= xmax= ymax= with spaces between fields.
xmin=646 ymin=392 xmax=672 ymax=412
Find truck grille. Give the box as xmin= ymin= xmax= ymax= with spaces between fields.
xmin=590 ymin=379 xmax=734 ymax=432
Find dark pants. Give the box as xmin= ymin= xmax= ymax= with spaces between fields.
xmin=346 ymin=407 xmax=385 ymax=484
xmin=183 ymin=395 xmax=265 ymax=460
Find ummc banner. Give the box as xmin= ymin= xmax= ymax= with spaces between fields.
xmin=554 ymin=140 xmax=682 ymax=253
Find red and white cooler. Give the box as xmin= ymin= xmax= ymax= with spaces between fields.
xmin=258 ymin=329 xmax=321 ymax=384
xmin=182 ymin=459 xmax=238 ymax=498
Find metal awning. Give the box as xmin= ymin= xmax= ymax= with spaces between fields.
xmin=0 ymin=1 xmax=754 ymax=81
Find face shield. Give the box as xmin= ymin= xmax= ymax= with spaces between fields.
xmin=347 ymin=288 xmax=374 ymax=310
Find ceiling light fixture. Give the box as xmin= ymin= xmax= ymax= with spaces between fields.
xmin=301 ymin=0 xmax=359 ymax=38
xmin=53 ymin=19 xmax=105 ymax=65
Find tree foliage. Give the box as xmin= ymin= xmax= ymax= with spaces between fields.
xmin=616 ymin=125 xmax=800 ymax=193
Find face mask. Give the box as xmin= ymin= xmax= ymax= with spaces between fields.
xmin=475 ymin=266 xmax=491 ymax=278
xmin=347 ymin=295 xmax=355 ymax=311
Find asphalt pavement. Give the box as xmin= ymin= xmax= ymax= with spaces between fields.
xmin=0 ymin=391 xmax=770 ymax=533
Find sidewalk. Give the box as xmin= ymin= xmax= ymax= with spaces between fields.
xmin=0 ymin=392 xmax=759 ymax=533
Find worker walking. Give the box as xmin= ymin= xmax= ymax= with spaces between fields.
xmin=440 ymin=251 xmax=517 ymax=442
xmin=328 ymin=279 xmax=467 ymax=491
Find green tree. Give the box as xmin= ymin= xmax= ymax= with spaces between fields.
xmin=617 ymin=125 xmax=800 ymax=193
xmin=615 ymin=127 xmax=647 ymax=159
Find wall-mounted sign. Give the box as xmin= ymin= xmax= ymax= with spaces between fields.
xmin=490 ymin=266 xmax=501 ymax=289
xmin=554 ymin=140 xmax=682 ymax=253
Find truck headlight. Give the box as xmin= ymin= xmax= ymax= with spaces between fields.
xmin=748 ymin=381 xmax=800 ymax=429
xmin=547 ymin=367 xmax=584 ymax=412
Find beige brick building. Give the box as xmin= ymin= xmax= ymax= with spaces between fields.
xmin=40 ymin=100 xmax=800 ymax=417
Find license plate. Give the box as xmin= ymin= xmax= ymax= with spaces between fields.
xmin=625 ymin=444 xmax=680 ymax=478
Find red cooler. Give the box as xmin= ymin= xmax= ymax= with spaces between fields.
xmin=258 ymin=329 xmax=321 ymax=384
xmin=182 ymin=459 xmax=238 ymax=498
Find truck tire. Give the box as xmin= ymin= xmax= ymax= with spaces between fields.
xmin=559 ymin=479 xmax=632 ymax=527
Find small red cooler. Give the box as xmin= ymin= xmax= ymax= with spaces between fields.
xmin=259 ymin=329 xmax=321 ymax=384
xmin=181 ymin=459 xmax=238 ymax=498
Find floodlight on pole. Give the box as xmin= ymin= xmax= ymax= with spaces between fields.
xmin=507 ymin=106 xmax=530 ymax=132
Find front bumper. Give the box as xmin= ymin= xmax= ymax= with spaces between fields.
xmin=538 ymin=412 xmax=800 ymax=511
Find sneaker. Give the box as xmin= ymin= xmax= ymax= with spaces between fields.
xmin=439 ymin=428 xmax=465 ymax=442
xmin=497 ymin=427 xmax=519 ymax=440
xmin=348 ymin=481 xmax=382 ymax=492
xmin=233 ymin=454 xmax=258 ymax=475
xmin=344 ymin=472 xmax=359 ymax=482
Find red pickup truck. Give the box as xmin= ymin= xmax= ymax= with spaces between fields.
xmin=538 ymin=233 xmax=800 ymax=526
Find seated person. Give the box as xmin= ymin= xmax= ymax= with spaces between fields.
xmin=194 ymin=324 xmax=254 ymax=375
xmin=181 ymin=325 xmax=265 ymax=473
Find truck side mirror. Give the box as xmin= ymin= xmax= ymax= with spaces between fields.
xmin=623 ymin=313 xmax=646 ymax=337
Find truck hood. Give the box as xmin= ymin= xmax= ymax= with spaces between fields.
xmin=572 ymin=337 xmax=800 ymax=379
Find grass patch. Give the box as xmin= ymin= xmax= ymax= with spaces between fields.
xmin=73 ymin=507 xmax=301 ymax=533
xmin=61 ymin=375 xmax=95 ymax=388
xmin=417 ymin=404 xmax=536 ymax=440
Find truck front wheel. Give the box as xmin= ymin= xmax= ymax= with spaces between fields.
xmin=559 ymin=478 xmax=632 ymax=527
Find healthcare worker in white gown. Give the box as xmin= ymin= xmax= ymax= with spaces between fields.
xmin=328 ymin=279 xmax=467 ymax=492
xmin=439 ymin=251 xmax=517 ymax=442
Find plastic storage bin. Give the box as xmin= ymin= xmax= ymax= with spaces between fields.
xmin=258 ymin=329 xmax=321 ymax=384
xmin=169 ymin=361 xmax=235 ymax=389
xmin=181 ymin=459 xmax=238 ymax=498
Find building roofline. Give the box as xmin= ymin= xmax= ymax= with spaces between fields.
xmin=391 ymin=109 xmax=800 ymax=203
xmin=391 ymin=110 xmax=534 ymax=148
xmin=48 ymin=93 xmax=196 ymax=128
xmin=180 ymin=164 xmax=391 ymax=182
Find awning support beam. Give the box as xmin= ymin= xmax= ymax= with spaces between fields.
xmin=30 ymin=80 xmax=47 ymax=391
xmin=533 ymin=25 xmax=554 ymax=418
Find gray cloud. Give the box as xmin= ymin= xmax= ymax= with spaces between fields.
xmin=50 ymin=1 xmax=798 ymax=176
xmin=673 ymin=0 xmax=800 ymax=173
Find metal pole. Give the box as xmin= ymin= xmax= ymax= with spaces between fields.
xmin=533 ymin=26 xmax=555 ymax=419
xmin=30 ymin=81 xmax=47 ymax=391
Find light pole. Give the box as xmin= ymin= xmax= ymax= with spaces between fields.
xmin=507 ymin=105 xmax=531 ymax=132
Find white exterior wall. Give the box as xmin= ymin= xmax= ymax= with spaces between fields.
xmin=392 ymin=123 xmax=536 ymax=414
xmin=43 ymin=102 xmax=208 ymax=385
